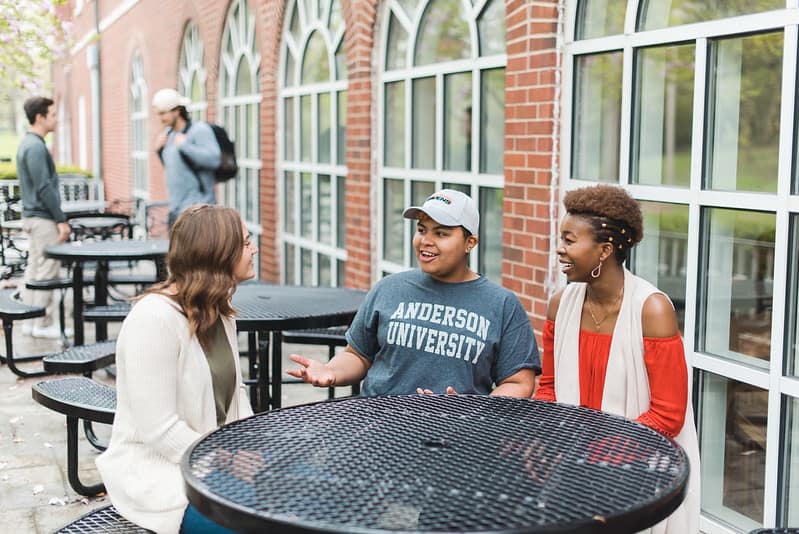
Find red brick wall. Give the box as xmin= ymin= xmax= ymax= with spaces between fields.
xmin=503 ymin=0 xmax=560 ymax=333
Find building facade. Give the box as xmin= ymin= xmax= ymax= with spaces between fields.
xmin=52 ymin=0 xmax=798 ymax=531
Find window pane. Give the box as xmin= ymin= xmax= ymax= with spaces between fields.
xmin=319 ymin=174 xmax=332 ymax=244
xmin=329 ymin=0 xmax=343 ymax=36
xmin=632 ymin=44 xmax=694 ymax=188
xmin=337 ymin=259 xmax=345 ymax=287
xmin=698 ymin=371 xmax=766 ymax=530
xmin=285 ymin=51 xmax=296 ymax=87
xmin=477 ymin=0 xmax=505 ymax=55
xmin=396 ymin=0 xmax=419 ymax=18
xmin=301 ymin=95 xmax=312 ymax=162
xmin=639 ymin=0 xmax=783 ymax=31
xmin=386 ymin=12 xmax=408 ymax=70
xmin=319 ymin=253 xmax=332 ymax=287
xmin=781 ymin=396 xmax=799 ymax=525
xmin=336 ymin=175 xmax=346 ymax=248
xmin=383 ymin=178 xmax=405 ymax=263
xmin=414 ymin=0 xmax=470 ymax=66
xmin=302 ymin=31 xmax=330 ymax=83
xmin=706 ymin=32 xmax=781 ymax=193
xmin=235 ymin=58 xmax=251 ymax=94
xmin=337 ymin=91 xmax=347 ymax=165
xmin=413 ymin=77 xmax=436 ymax=169
xmin=572 ymin=52 xmax=622 ymax=182
xmin=444 ymin=72 xmax=471 ymax=171
xmin=285 ymin=243 xmax=296 ymax=285
xmin=576 ymin=0 xmax=626 ymax=39
xmin=787 ymin=216 xmax=799 ymax=377
xmin=285 ymin=171 xmax=296 ymax=234
xmin=335 ymin=40 xmax=346 ymax=80
xmin=319 ymin=92 xmax=331 ymax=164
xmin=301 ymin=248 xmax=313 ymax=285
xmin=480 ymin=68 xmax=505 ymax=174
xmin=441 ymin=182 xmax=469 ymax=194
xmin=478 ymin=187 xmax=503 ymax=282
xmin=284 ymin=97 xmax=295 ymax=160
xmin=699 ymin=208 xmax=774 ymax=368
xmin=384 ymin=81 xmax=405 ymax=167
xmin=301 ymin=172 xmax=313 ymax=238
xmin=633 ymin=201 xmax=688 ymax=331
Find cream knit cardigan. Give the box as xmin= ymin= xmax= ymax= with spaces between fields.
xmin=553 ymin=269 xmax=701 ymax=534
xmin=96 ymin=293 xmax=253 ymax=533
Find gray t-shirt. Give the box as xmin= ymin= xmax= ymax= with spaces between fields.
xmin=347 ymin=269 xmax=540 ymax=396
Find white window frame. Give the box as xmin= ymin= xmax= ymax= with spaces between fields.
xmin=278 ymin=0 xmax=348 ymax=286
xmin=219 ymin=0 xmax=262 ymax=240
xmin=561 ymin=2 xmax=799 ymax=531
xmin=178 ymin=21 xmax=208 ymax=121
xmin=130 ymin=52 xmax=149 ymax=200
xmin=376 ymin=0 xmax=507 ymax=280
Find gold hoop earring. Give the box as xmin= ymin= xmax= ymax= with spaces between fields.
xmin=591 ymin=261 xmax=603 ymax=279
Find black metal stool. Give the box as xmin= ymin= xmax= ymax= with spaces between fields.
xmin=32 ymin=377 xmax=116 ymax=496
xmin=0 ymin=288 xmax=47 ymax=377
xmin=54 ymin=504 xmax=150 ymax=533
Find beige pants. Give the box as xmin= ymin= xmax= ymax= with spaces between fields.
xmin=21 ymin=217 xmax=62 ymax=328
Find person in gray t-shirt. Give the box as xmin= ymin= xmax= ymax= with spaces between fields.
xmin=288 ymin=190 xmax=540 ymax=397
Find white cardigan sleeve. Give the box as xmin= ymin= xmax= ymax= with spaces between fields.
xmin=116 ymin=299 xmax=202 ymax=464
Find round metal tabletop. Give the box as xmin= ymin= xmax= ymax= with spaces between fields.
xmin=45 ymin=239 xmax=168 ymax=262
xmin=232 ymin=283 xmax=366 ymax=331
xmin=183 ymin=395 xmax=689 ymax=534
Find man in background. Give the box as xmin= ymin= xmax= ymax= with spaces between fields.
xmin=152 ymin=88 xmax=220 ymax=228
xmin=16 ymin=96 xmax=71 ymax=339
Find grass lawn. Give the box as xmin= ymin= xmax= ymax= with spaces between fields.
xmin=0 ymin=131 xmax=20 ymax=161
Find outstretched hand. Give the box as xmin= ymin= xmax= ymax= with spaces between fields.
xmin=287 ymin=354 xmax=336 ymax=387
xmin=416 ymin=386 xmax=458 ymax=395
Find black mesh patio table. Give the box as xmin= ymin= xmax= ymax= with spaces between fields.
xmin=231 ymin=282 xmax=366 ymax=411
xmin=46 ymin=239 xmax=169 ymax=345
xmin=182 ymin=395 xmax=689 ymax=534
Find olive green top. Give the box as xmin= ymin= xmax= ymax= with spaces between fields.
xmin=203 ymin=317 xmax=236 ymax=426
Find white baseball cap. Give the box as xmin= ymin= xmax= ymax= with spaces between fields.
xmin=152 ymin=88 xmax=190 ymax=112
xmin=403 ymin=189 xmax=480 ymax=235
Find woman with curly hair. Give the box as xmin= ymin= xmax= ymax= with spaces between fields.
xmin=534 ymin=184 xmax=700 ymax=533
xmin=96 ymin=205 xmax=257 ymax=533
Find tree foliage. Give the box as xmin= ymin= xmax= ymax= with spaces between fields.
xmin=0 ymin=0 xmax=70 ymax=92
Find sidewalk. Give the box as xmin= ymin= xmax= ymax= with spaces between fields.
xmin=0 ymin=284 xmax=334 ymax=533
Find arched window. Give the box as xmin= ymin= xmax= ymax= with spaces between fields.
xmin=566 ymin=1 xmax=795 ymax=530
xmin=130 ymin=51 xmax=148 ymax=200
xmin=178 ymin=22 xmax=207 ymax=121
xmin=279 ymin=0 xmax=347 ymax=286
xmin=220 ymin=0 xmax=261 ymax=249
xmin=378 ymin=0 xmax=506 ymax=281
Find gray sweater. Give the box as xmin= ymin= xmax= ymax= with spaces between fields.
xmin=160 ymin=121 xmax=221 ymax=216
xmin=15 ymin=132 xmax=66 ymax=223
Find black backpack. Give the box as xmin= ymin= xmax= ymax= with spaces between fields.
xmin=177 ymin=121 xmax=238 ymax=193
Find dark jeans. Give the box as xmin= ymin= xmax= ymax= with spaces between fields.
xmin=179 ymin=504 xmax=236 ymax=534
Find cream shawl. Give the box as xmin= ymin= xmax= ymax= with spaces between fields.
xmin=553 ymin=269 xmax=701 ymax=534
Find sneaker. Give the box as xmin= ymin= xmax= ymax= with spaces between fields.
xmin=31 ymin=324 xmax=64 ymax=339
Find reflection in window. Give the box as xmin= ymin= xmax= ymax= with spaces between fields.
xmin=281 ymin=0 xmax=347 ymax=286
xmin=638 ymin=0 xmax=783 ymax=31
xmin=632 ymin=44 xmax=694 ymax=187
xmin=576 ymin=0 xmax=626 ymax=39
xmin=706 ymin=32 xmax=782 ymax=193
xmin=380 ymin=0 xmax=505 ymax=280
xmin=632 ymin=201 xmax=688 ymax=331
xmin=130 ymin=52 xmax=148 ymax=200
xmin=178 ymin=22 xmax=207 ymax=121
xmin=415 ymin=0 xmax=470 ymax=66
xmin=479 ymin=188 xmax=503 ymax=281
xmin=572 ymin=52 xmax=622 ymax=182
xmin=787 ymin=217 xmax=799 ymax=377
xmin=697 ymin=371 xmax=766 ymax=530
xmin=699 ymin=208 xmax=774 ymax=368
xmin=781 ymin=396 xmax=799 ymax=525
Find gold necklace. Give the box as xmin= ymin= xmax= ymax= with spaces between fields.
xmin=585 ymin=287 xmax=624 ymax=331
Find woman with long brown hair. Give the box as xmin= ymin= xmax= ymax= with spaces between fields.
xmin=96 ymin=205 xmax=256 ymax=533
